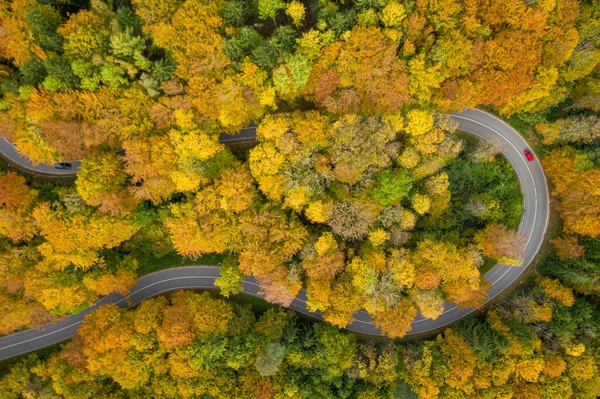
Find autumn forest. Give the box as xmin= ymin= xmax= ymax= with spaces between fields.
xmin=0 ymin=0 xmax=599 ymax=398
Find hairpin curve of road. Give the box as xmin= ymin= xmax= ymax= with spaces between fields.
xmin=0 ymin=108 xmax=549 ymax=361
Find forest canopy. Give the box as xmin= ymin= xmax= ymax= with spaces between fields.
xmin=1 ymin=283 xmax=599 ymax=399
xmin=0 ymin=0 xmax=600 ymax=397
xmin=3 ymin=0 xmax=579 ymax=338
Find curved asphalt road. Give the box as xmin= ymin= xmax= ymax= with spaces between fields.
xmin=0 ymin=109 xmax=549 ymax=361
xmin=0 ymin=139 xmax=82 ymax=175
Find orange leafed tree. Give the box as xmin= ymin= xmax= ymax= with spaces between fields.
xmin=551 ymin=235 xmax=584 ymax=260
xmin=76 ymin=151 xmax=139 ymax=216
xmin=543 ymin=147 xmax=600 ymax=238
xmin=257 ymin=269 xmax=303 ymax=307
xmin=165 ymin=201 xmax=233 ymax=258
xmin=157 ymin=299 xmax=198 ymax=350
xmin=307 ymin=26 xmax=411 ymax=115
xmin=0 ymin=172 xmax=35 ymax=211
xmin=84 ymin=269 xmax=137 ymax=297
xmin=371 ymin=298 xmax=417 ymax=339
xmin=440 ymin=329 xmax=478 ymax=389
xmin=0 ymin=290 xmax=56 ymax=336
xmin=0 ymin=172 xmax=37 ymax=243
xmin=442 ymin=278 xmax=491 ymax=309
xmin=475 ymin=222 xmax=527 ymax=266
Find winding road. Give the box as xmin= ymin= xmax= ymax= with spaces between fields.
xmin=0 ymin=109 xmax=549 ymax=361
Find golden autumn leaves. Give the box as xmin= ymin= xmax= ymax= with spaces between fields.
xmin=0 ymin=0 xmax=566 ymax=339
xmin=161 ymin=109 xmax=517 ymax=338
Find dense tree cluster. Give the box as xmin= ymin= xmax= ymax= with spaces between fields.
xmin=1 ymin=279 xmax=599 ymax=399
xmin=0 ymin=168 xmax=173 ymax=325
xmin=543 ymin=146 xmax=600 ymax=239
xmin=236 ymin=110 xmax=498 ymax=334
xmin=0 ymin=1 xmax=599 ymax=397
xmin=515 ymin=3 xmax=600 ymax=307
xmin=537 ymin=144 xmax=600 ymax=299
xmin=0 ymin=131 xmax=523 ymax=338
xmin=0 ymin=0 xmax=598 ymax=166
xmin=0 ymin=0 xmax=552 ymax=338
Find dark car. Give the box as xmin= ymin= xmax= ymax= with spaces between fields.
xmin=523 ymin=149 xmax=534 ymax=162
xmin=54 ymin=162 xmax=72 ymax=169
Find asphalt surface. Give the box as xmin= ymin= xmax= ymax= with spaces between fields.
xmin=0 ymin=128 xmax=256 ymax=176
xmin=0 ymin=109 xmax=549 ymax=360
xmin=0 ymin=139 xmax=82 ymax=175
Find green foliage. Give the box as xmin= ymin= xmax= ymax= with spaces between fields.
xmin=573 ymin=151 xmax=595 ymax=172
xmin=503 ymin=317 xmax=535 ymax=351
xmin=191 ymin=335 xmax=228 ymax=367
xmin=223 ymin=27 xmax=262 ymax=61
xmin=110 ymin=28 xmax=146 ymax=59
xmin=258 ymin=0 xmax=285 ymax=20
xmin=37 ymin=0 xmax=89 ymax=6
xmin=546 ymin=298 xmax=597 ymax=346
xmin=357 ymin=8 xmax=379 ymax=26
xmin=100 ymin=63 xmax=128 ymax=88
xmin=215 ymin=255 xmax=244 ymax=297
xmin=139 ymin=72 xmax=160 ymax=97
xmin=393 ymin=380 xmax=417 ymax=399
xmin=314 ymin=324 xmax=357 ymax=377
xmin=273 ymin=65 xmax=292 ymax=93
xmin=467 ymin=193 xmax=504 ymax=222
xmin=284 ymin=53 xmax=311 ymax=88
xmin=353 ymin=0 xmax=386 ymax=11
xmin=200 ymin=150 xmax=237 ymax=179
xmin=326 ymin=9 xmax=356 ymax=36
xmin=221 ymin=0 xmax=251 ymax=27
xmin=540 ymin=257 xmax=600 ymax=291
xmin=19 ymin=57 xmax=47 ymax=86
xmin=70 ymin=58 xmax=100 ymax=90
xmin=24 ymin=6 xmax=63 ymax=52
xmin=581 ymin=236 xmax=600 ymax=260
xmin=370 ymin=169 xmax=413 ymax=206
xmin=1 ymin=79 xmax=20 ymax=95
xmin=457 ymin=319 xmax=508 ymax=361
xmin=80 ymin=74 xmax=102 ymax=91
xmin=116 ymin=6 xmax=142 ymax=33
xmin=516 ymin=112 xmax=546 ymax=126
xmin=60 ymin=13 xmax=109 ymax=61
xmin=0 ymin=355 xmax=44 ymax=398
xmin=49 ymin=300 xmax=89 ymax=315
xmin=251 ymin=42 xmax=280 ymax=70
xmin=132 ymin=52 xmax=152 ymax=72
xmin=255 ymin=342 xmax=285 ymax=376
xmin=273 ymin=53 xmax=312 ymax=95
xmin=270 ymin=26 xmax=297 ymax=53
xmin=444 ymin=157 xmax=523 ymax=230
xmin=42 ymin=57 xmax=80 ymax=91
xmin=227 ymin=19 xmax=291 ymax=69
xmin=152 ymin=58 xmax=177 ymax=82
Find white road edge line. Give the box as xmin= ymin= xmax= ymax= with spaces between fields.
xmin=0 ymin=110 xmax=550 ymax=350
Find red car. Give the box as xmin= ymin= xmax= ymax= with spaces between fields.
xmin=524 ymin=149 xmax=534 ymax=162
